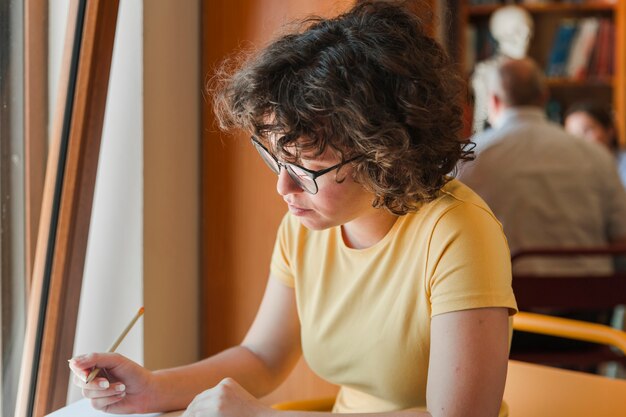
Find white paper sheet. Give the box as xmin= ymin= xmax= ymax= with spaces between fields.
xmin=45 ymin=399 xmax=183 ymax=417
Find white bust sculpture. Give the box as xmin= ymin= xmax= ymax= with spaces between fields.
xmin=470 ymin=6 xmax=534 ymax=134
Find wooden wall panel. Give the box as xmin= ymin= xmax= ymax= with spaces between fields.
xmin=201 ymin=0 xmax=352 ymax=405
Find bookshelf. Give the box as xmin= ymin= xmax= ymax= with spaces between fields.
xmin=451 ymin=0 xmax=626 ymax=144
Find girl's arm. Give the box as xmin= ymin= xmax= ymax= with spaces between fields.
xmin=425 ymin=307 xmax=510 ymax=417
xmin=154 ymin=275 xmax=303 ymax=409
xmin=182 ymin=307 xmax=511 ymax=417
xmin=70 ymin=276 xmax=303 ymax=414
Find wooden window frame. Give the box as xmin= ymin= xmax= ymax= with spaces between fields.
xmin=24 ymin=0 xmax=48 ymax=297
xmin=15 ymin=1 xmax=120 ymax=416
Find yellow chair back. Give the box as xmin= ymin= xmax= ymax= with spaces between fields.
xmin=273 ymin=312 xmax=626 ymax=416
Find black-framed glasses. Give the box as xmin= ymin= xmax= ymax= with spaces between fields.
xmin=251 ymin=136 xmax=360 ymax=194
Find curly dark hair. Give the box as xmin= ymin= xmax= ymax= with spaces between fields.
xmin=212 ymin=0 xmax=471 ymax=215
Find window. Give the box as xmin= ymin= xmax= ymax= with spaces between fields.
xmin=13 ymin=1 xmax=121 ymax=415
xmin=0 ymin=1 xmax=28 ymax=416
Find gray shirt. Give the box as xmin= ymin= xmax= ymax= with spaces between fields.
xmin=458 ymin=107 xmax=626 ymax=275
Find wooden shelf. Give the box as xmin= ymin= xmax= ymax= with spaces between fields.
xmin=467 ymin=2 xmax=617 ymax=16
xmin=453 ymin=0 xmax=625 ymax=142
xmin=546 ymin=77 xmax=613 ymax=87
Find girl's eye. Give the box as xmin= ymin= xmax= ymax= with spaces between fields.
xmin=289 ymin=165 xmax=310 ymax=178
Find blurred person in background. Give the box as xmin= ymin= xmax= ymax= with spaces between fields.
xmin=458 ymin=57 xmax=626 ymax=276
xmin=565 ymin=101 xmax=626 ymax=188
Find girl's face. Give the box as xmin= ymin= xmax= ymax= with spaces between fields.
xmin=271 ymin=138 xmax=376 ymax=231
xmin=565 ymin=111 xmax=613 ymax=149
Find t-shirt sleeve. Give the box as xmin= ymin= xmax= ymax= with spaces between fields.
xmin=270 ymin=213 xmax=296 ymax=288
xmin=427 ymin=202 xmax=518 ymax=317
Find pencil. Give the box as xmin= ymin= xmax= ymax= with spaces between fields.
xmin=85 ymin=306 xmax=145 ymax=384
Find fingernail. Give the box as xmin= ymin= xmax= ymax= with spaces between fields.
xmin=115 ymin=384 xmax=126 ymax=392
xmin=99 ymin=380 xmax=109 ymax=389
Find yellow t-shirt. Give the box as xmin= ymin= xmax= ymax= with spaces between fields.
xmin=270 ymin=179 xmax=517 ymax=415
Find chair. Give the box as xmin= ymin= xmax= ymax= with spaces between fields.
xmin=273 ymin=313 xmax=626 ymax=417
xmin=272 ymin=397 xmax=335 ymax=412
xmin=505 ymin=312 xmax=626 ymax=417
xmin=510 ymin=246 xmax=626 ymax=368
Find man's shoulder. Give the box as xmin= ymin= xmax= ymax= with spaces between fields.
xmin=470 ymin=125 xmax=519 ymax=154
xmin=561 ymin=131 xmax=620 ymax=165
xmin=477 ymin=119 xmax=604 ymax=156
xmin=469 ymin=127 xmax=524 ymax=161
xmin=471 ymin=115 xmax=545 ymax=150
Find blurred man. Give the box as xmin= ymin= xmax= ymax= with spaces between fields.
xmin=458 ymin=58 xmax=626 ymax=275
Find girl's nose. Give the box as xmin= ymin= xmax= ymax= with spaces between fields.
xmin=276 ymin=168 xmax=303 ymax=196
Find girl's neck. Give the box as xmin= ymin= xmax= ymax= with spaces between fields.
xmin=341 ymin=209 xmax=398 ymax=249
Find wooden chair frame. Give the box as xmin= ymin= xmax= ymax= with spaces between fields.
xmin=511 ymin=245 xmax=626 ymax=310
xmin=505 ymin=312 xmax=626 ymax=417
xmin=510 ymin=246 xmax=626 ymax=367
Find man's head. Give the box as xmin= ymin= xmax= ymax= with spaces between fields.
xmin=486 ymin=57 xmax=548 ymax=126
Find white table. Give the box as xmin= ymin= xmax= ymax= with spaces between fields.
xmin=46 ymin=399 xmax=183 ymax=417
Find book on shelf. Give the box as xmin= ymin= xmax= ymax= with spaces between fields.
xmin=546 ymin=19 xmax=578 ymax=78
xmin=543 ymin=17 xmax=614 ymax=82
xmin=588 ymin=19 xmax=613 ymax=80
xmin=565 ymin=17 xmax=600 ymax=80
xmin=606 ymin=19 xmax=615 ymax=78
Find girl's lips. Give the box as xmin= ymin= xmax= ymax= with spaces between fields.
xmin=287 ymin=204 xmax=311 ymax=216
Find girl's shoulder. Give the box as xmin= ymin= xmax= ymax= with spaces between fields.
xmin=425 ymin=178 xmax=496 ymax=220
xmin=399 ymin=178 xmax=503 ymax=238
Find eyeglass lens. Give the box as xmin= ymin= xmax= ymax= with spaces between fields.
xmin=252 ymin=141 xmax=318 ymax=194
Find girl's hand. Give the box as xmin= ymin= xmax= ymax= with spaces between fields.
xmin=182 ymin=378 xmax=274 ymax=417
xmin=69 ymin=353 xmax=155 ymax=414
